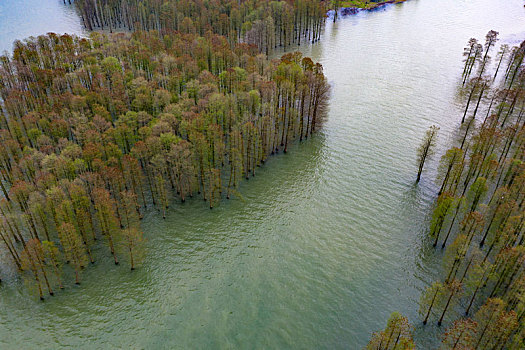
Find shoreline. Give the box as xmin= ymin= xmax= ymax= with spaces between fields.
xmin=328 ymin=0 xmax=407 ymax=17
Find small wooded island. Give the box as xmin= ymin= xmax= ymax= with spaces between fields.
xmin=0 ymin=30 xmax=329 ymax=289
xmin=0 ymin=0 xmax=524 ymax=349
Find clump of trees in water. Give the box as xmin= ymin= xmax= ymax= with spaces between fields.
xmin=366 ymin=312 xmax=415 ymax=349
xmin=73 ymin=0 xmax=327 ymax=54
xmin=370 ymin=31 xmax=525 ymax=349
xmin=418 ymin=32 xmax=525 ymax=348
xmin=416 ymin=125 xmax=439 ymax=183
xmin=0 ymin=30 xmax=329 ymax=299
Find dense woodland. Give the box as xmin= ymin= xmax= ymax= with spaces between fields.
xmin=73 ymin=0 xmax=327 ymax=54
xmin=0 ymin=29 xmax=329 ymax=298
xmin=368 ymin=33 xmax=525 ymax=349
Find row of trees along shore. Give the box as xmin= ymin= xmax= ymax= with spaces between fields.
xmin=72 ymin=0 xmax=327 ymax=55
xmin=0 ymin=30 xmax=329 ymax=299
xmin=367 ymin=32 xmax=525 ymax=349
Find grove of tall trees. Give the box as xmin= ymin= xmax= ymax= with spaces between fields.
xmin=0 ymin=30 xmax=329 ymax=298
xmin=414 ymin=32 xmax=524 ymax=348
xmin=73 ymin=0 xmax=328 ymax=55
xmin=368 ymin=32 xmax=524 ymax=349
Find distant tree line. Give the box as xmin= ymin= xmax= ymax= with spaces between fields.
xmin=370 ymin=32 xmax=525 ymax=349
xmin=0 ymin=31 xmax=329 ymax=298
xmin=72 ymin=0 xmax=327 ymax=54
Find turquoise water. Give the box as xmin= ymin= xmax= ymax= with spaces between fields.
xmin=0 ymin=0 xmax=524 ymax=348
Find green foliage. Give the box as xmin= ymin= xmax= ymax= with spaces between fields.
xmin=409 ymin=33 xmax=525 ymax=349
xmin=0 ymin=30 xmax=329 ymax=297
xmin=366 ymin=312 xmax=415 ymax=350
xmin=75 ymin=0 xmax=327 ymax=54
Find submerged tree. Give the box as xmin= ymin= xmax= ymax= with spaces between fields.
xmin=58 ymin=223 xmax=88 ymax=285
xmin=366 ymin=312 xmax=415 ymax=350
xmin=119 ymin=191 xmax=145 ymax=270
xmin=441 ymin=318 xmax=477 ymax=349
xmin=420 ymin=281 xmax=445 ymax=325
xmin=416 ymin=125 xmax=439 ymax=183
xmin=20 ymin=239 xmax=54 ymax=300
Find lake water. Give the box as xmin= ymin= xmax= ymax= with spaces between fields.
xmin=0 ymin=0 xmax=524 ymax=348
xmin=0 ymin=0 xmax=85 ymax=53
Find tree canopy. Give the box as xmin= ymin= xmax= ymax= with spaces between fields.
xmin=0 ymin=30 xmax=329 ymax=297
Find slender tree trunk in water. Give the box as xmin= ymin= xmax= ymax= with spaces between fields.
xmin=480 ymin=207 xmax=500 ymax=247
xmin=102 ymin=215 xmax=119 ymax=265
xmin=56 ymin=264 xmax=64 ymax=288
xmin=245 ymin=137 xmax=250 ymax=179
xmin=493 ymin=330 xmax=509 ymax=350
xmin=471 ymin=83 xmax=486 ymax=120
xmin=439 ymin=163 xmax=455 ymax=195
xmin=464 ymin=55 xmax=478 ymax=85
xmin=129 ymin=246 xmax=135 ymax=270
xmin=392 ymin=332 xmax=403 ymax=349
xmin=459 ymin=257 xmax=474 ymax=284
xmin=417 ymin=148 xmax=428 ymax=183
xmin=446 ymin=258 xmax=461 ymax=284
xmin=144 ymin=166 xmax=156 ymax=206
xmin=465 ymin=271 xmax=487 ymax=315
xmin=433 ymin=216 xmax=446 ymax=247
xmin=0 ymin=180 xmax=10 ymax=201
xmin=452 ymin=328 xmax=466 ymax=349
xmin=462 ymin=85 xmax=476 ymax=123
xmin=284 ymin=113 xmax=291 ymax=153
xmin=423 ymin=288 xmax=439 ymax=324
xmin=438 ymin=291 xmax=455 ymax=326
xmin=384 ymin=327 xmax=395 ymax=349
xmin=209 ymin=171 xmax=215 ymax=209
xmin=226 ymin=162 xmax=233 ymax=199
xmin=199 ymin=156 xmax=206 ymax=200
xmin=299 ymin=94 xmax=305 ymax=140
xmin=30 ymin=258 xmax=44 ymax=300
xmin=0 ymin=230 xmax=20 ymax=268
xmin=110 ymin=238 xmax=119 ymax=265
xmin=500 ymin=92 xmax=519 ymax=128
xmin=41 ymin=267 xmax=53 ymax=296
xmin=460 ymin=117 xmax=475 ymax=150
xmin=475 ymin=310 xmax=497 ymax=349
xmin=36 ymin=274 xmax=44 ymax=300
xmin=493 ymin=48 xmax=506 ymax=81
xmin=85 ymin=243 xmax=94 ymax=264
xmin=462 ymin=47 xmax=474 ymax=78
xmin=38 ymin=213 xmax=51 ymax=241
xmin=442 ymin=204 xmax=461 ymax=249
